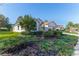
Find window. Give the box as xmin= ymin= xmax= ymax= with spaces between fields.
xmin=18 ymin=26 xmax=19 ymax=30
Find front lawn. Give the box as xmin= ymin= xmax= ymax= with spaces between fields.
xmin=0 ymin=31 xmax=20 ymax=39
xmin=0 ymin=33 xmax=78 ymax=56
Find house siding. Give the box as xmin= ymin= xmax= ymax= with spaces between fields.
xmin=13 ymin=25 xmax=25 ymax=32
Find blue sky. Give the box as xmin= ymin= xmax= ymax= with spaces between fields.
xmin=0 ymin=3 xmax=79 ymax=27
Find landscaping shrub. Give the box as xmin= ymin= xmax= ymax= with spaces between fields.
xmin=0 ymin=29 xmax=8 ymax=31
xmin=30 ymin=31 xmax=43 ymax=37
xmin=21 ymin=31 xmax=30 ymax=35
xmin=29 ymin=31 xmax=36 ymax=35
xmin=53 ymin=30 xmax=62 ymax=38
xmin=38 ymin=40 xmax=54 ymax=51
xmin=35 ymin=31 xmax=43 ymax=36
xmin=22 ymin=31 xmax=43 ymax=37
xmin=0 ymin=35 xmax=38 ymax=50
xmin=44 ymin=29 xmax=62 ymax=38
xmin=44 ymin=30 xmax=54 ymax=37
xmin=0 ymin=31 xmax=78 ymax=56
xmin=54 ymin=35 xmax=78 ymax=56
xmin=37 ymin=40 xmax=58 ymax=56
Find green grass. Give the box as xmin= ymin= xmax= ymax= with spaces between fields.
xmin=0 ymin=31 xmax=21 ymax=49
xmin=0 ymin=34 xmax=36 ymax=49
xmin=0 ymin=31 xmax=20 ymax=39
xmin=37 ymin=35 xmax=78 ymax=56
xmin=54 ymin=35 xmax=78 ymax=56
xmin=0 ymin=31 xmax=78 ymax=56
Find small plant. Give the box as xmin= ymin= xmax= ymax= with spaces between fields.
xmin=0 ymin=31 xmax=78 ymax=56
xmin=44 ymin=30 xmax=54 ymax=37
xmin=53 ymin=30 xmax=62 ymax=38
xmin=30 ymin=31 xmax=43 ymax=37
xmin=43 ymin=29 xmax=62 ymax=38
xmin=21 ymin=31 xmax=30 ymax=35
xmin=54 ymin=35 xmax=78 ymax=56
xmin=38 ymin=40 xmax=54 ymax=51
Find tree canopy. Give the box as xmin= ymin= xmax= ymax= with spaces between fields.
xmin=17 ymin=15 xmax=36 ymax=32
xmin=0 ymin=14 xmax=11 ymax=31
xmin=66 ymin=21 xmax=79 ymax=30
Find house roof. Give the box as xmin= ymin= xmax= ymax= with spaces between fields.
xmin=48 ymin=21 xmax=57 ymax=25
xmin=34 ymin=18 xmax=43 ymax=24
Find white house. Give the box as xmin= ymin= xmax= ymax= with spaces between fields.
xmin=12 ymin=19 xmax=64 ymax=32
xmin=12 ymin=19 xmax=43 ymax=32
xmin=12 ymin=24 xmax=25 ymax=32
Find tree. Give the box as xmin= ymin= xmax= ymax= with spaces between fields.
xmin=5 ymin=17 xmax=12 ymax=31
xmin=0 ymin=15 xmax=6 ymax=27
xmin=74 ymin=24 xmax=79 ymax=28
xmin=0 ymin=15 xmax=11 ymax=31
xmin=18 ymin=15 xmax=36 ymax=32
xmin=66 ymin=21 xmax=74 ymax=29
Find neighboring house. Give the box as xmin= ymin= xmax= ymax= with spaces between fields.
xmin=41 ymin=20 xmax=64 ymax=31
xmin=56 ymin=25 xmax=64 ymax=30
xmin=35 ymin=18 xmax=43 ymax=31
xmin=68 ymin=27 xmax=79 ymax=32
xmin=41 ymin=21 xmax=49 ymax=31
xmin=41 ymin=21 xmax=57 ymax=31
xmin=48 ymin=21 xmax=57 ymax=30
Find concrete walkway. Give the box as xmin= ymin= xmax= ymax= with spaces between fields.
xmin=73 ymin=39 xmax=79 ymax=56
xmin=63 ymin=32 xmax=79 ymax=56
xmin=63 ymin=32 xmax=79 ymax=36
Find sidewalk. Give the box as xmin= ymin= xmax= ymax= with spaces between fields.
xmin=63 ymin=32 xmax=79 ymax=36
xmin=73 ymin=39 xmax=79 ymax=56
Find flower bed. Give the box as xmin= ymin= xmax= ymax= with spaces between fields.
xmin=0 ymin=33 xmax=78 ymax=56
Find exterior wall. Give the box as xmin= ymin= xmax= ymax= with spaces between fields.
xmin=13 ymin=20 xmax=64 ymax=32
xmin=69 ymin=27 xmax=79 ymax=32
xmin=48 ymin=21 xmax=57 ymax=30
xmin=13 ymin=19 xmax=41 ymax=32
xmin=36 ymin=21 xmax=40 ymax=31
xmin=56 ymin=25 xmax=64 ymax=30
xmin=44 ymin=25 xmax=49 ymax=31
xmin=35 ymin=19 xmax=43 ymax=31
xmin=13 ymin=25 xmax=25 ymax=32
xmin=41 ymin=22 xmax=49 ymax=31
xmin=41 ymin=21 xmax=58 ymax=31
